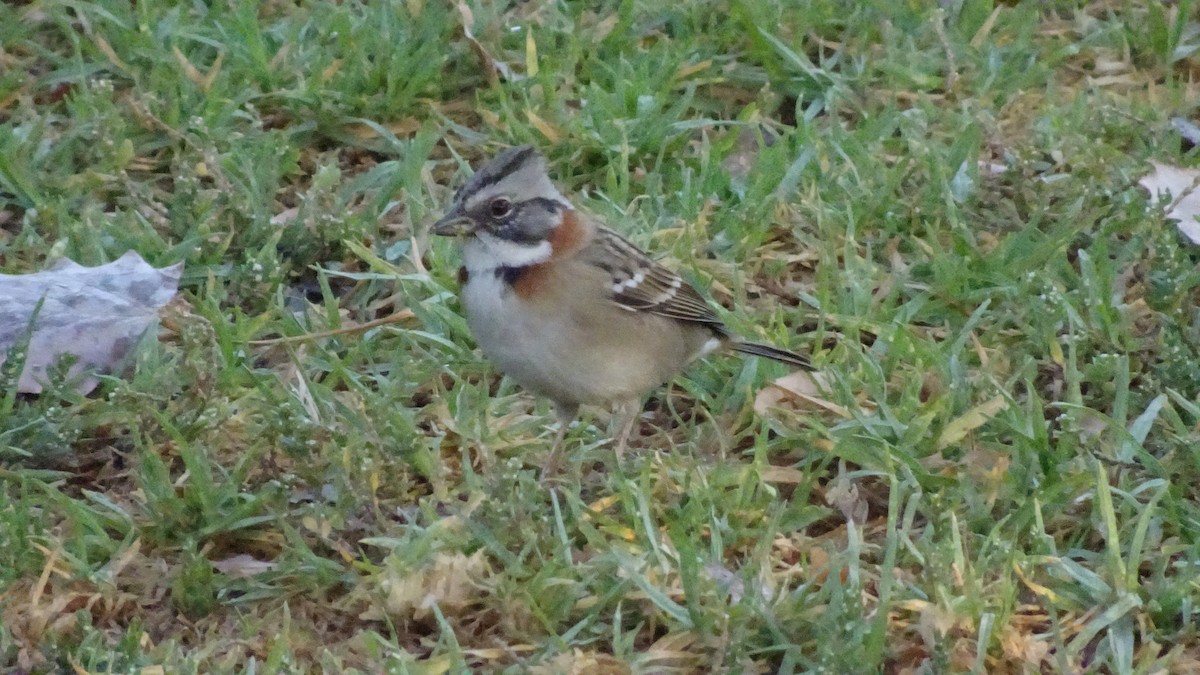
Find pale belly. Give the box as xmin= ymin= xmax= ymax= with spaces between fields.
xmin=462 ymin=276 xmax=704 ymax=406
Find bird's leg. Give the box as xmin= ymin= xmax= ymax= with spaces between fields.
xmin=541 ymin=401 xmax=578 ymax=483
xmin=611 ymin=399 xmax=640 ymax=466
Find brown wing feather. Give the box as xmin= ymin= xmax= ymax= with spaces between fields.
xmin=577 ymin=225 xmax=812 ymax=370
xmin=582 ymin=227 xmax=726 ymax=330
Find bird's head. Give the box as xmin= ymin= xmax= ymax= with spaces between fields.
xmin=432 ymin=146 xmax=574 ymax=266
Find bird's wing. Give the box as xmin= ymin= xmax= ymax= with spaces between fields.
xmin=580 ymin=226 xmax=726 ymax=330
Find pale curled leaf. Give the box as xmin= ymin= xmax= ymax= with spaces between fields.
xmin=753 ymin=369 xmax=849 ymax=418
xmin=703 ymin=562 xmax=745 ymax=604
xmin=1138 ymin=160 xmax=1200 ymax=244
xmin=0 ymin=251 xmax=183 ymax=394
xmin=366 ymin=551 xmax=490 ymax=622
xmin=825 ymin=464 xmax=868 ymax=524
xmin=210 ymin=554 xmax=278 ymax=578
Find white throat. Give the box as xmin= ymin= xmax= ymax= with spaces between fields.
xmin=463 ymin=232 xmax=553 ymax=275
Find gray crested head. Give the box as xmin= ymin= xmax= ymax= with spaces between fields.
xmin=453 ymin=146 xmax=540 ymax=205
xmin=432 ymin=145 xmax=570 ymax=246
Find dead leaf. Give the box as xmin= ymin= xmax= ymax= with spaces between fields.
xmin=753 ymin=370 xmax=849 ymax=418
xmin=211 ymin=555 xmax=278 ymax=578
xmin=641 ymin=630 xmax=705 ymax=671
xmin=587 ymin=14 xmax=619 ymax=42
xmin=674 ymin=60 xmax=712 ymax=80
xmin=702 ymin=563 xmax=745 ymax=604
xmin=529 ymin=650 xmax=630 ymax=675
xmin=172 ymin=46 xmax=223 ymax=92
xmin=366 ymin=551 xmax=490 ymax=621
xmin=805 ymin=546 xmax=852 ymax=587
xmin=978 ymin=160 xmax=1008 ymax=176
xmin=455 ymin=1 xmax=523 ymax=85
xmin=270 ymin=206 xmax=300 ymax=226
xmin=998 ymin=620 xmax=1052 ymax=667
xmin=1138 ymin=160 xmax=1200 ymax=244
xmin=342 ymin=118 xmax=421 ymax=142
xmin=758 ymin=465 xmax=805 ymax=484
xmin=92 ymin=35 xmax=130 ymax=72
xmin=825 ymin=463 xmax=868 ymax=524
xmin=320 ymin=58 xmax=342 ymax=84
xmin=0 ymin=251 xmax=183 ymax=394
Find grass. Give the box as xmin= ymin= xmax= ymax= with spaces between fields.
xmin=2 ymin=0 xmax=1200 ymax=671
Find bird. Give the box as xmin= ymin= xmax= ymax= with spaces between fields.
xmin=431 ymin=145 xmax=811 ymax=476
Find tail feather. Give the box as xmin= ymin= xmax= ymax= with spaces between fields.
xmin=732 ymin=341 xmax=813 ymax=370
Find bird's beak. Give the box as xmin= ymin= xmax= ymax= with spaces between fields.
xmin=431 ymin=209 xmax=475 ymax=237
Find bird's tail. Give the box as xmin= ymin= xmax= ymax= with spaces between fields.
xmin=732 ymin=341 xmax=813 ymax=370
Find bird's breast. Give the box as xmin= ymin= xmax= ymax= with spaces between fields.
xmin=459 ymin=262 xmax=713 ymax=407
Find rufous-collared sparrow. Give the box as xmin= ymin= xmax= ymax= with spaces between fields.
xmin=432 ymin=146 xmax=810 ymax=474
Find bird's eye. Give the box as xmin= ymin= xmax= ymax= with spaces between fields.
xmin=489 ymin=198 xmax=512 ymax=218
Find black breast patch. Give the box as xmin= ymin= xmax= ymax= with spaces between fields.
xmin=495 ymin=266 xmax=525 ymax=285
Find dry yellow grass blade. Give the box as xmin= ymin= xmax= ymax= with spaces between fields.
xmin=935 ymin=395 xmax=1009 ymax=451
